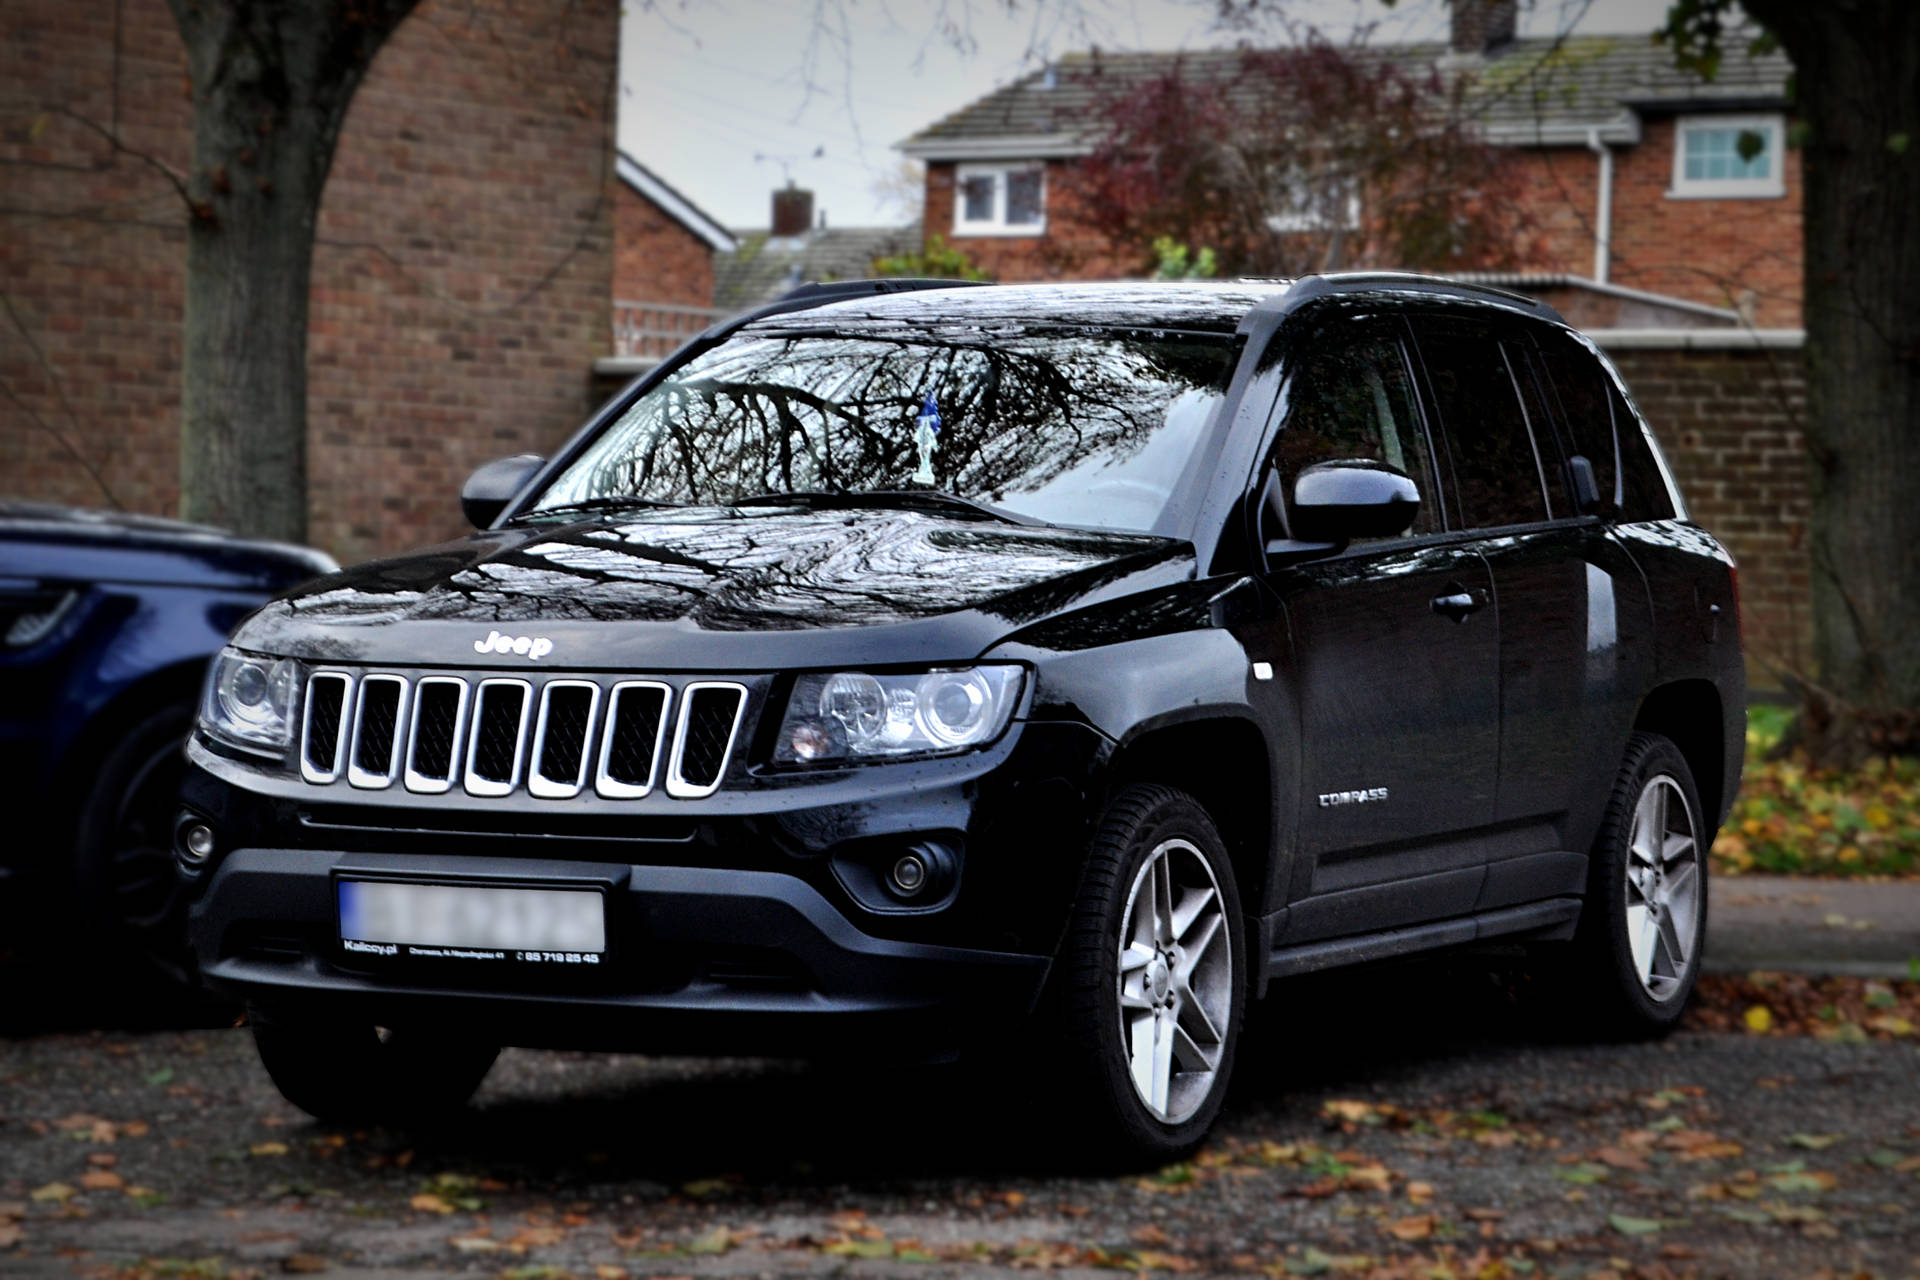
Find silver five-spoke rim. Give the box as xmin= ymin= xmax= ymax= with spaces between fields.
xmin=1117 ymin=838 xmax=1233 ymax=1124
xmin=1624 ymin=774 xmax=1701 ymax=1003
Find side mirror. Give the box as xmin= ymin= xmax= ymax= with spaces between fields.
xmin=461 ymin=453 xmax=545 ymax=529
xmin=1568 ymin=454 xmax=1604 ymax=514
xmin=1288 ymin=459 xmax=1420 ymax=543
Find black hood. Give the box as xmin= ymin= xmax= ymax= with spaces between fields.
xmin=231 ymin=507 xmax=1196 ymax=670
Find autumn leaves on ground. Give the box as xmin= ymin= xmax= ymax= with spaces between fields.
xmin=1712 ymin=706 xmax=1920 ymax=878
xmin=2 ymin=961 xmax=1917 ymax=1280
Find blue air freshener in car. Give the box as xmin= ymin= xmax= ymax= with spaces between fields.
xmin=912 ymin=392 xmax=941 ymax=485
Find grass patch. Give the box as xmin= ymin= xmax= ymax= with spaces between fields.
xmin=1711 ymin=703 xmax=1920 ymax=878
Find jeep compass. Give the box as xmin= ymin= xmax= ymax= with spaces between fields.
xmin=178 ymin=275 xmax=1744 ymax=1157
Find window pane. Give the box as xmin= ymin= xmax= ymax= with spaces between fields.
xmin=960 ymin=173 xmax=996 ymax=223
xmin=1684 ymin=126 xmax=1771 ymax=182
xmin=1004 ymin=169 xmax=1044 ymax=226
xmin=1610 ymin=383 xmax=1677 ymax=521
xmin=1274 ymin=337 xmax=1435 ymax=537
xmin=1418 ymin=332 xmax=1548 ymax=528
xmin=533 ymin=329 xmax=1235 ymax=535
xmin=1536 ymin=330 xmax=1620 ymax=516
xmin=1509 ymin=347 xmax=1570 ymax=518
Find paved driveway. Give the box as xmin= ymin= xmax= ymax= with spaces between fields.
xmin=3 ymin=962 xmax=1916 ymax=1279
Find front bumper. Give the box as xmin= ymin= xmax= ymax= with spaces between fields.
xmin=191 ymin=848 xmax=1050 ymax=1056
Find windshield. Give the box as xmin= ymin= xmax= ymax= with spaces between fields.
xmin=529 ymin=327 xmax=1237 ymax=535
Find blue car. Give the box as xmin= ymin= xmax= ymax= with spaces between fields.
xmin=1 ymin=503 xmax=333 ymax=1004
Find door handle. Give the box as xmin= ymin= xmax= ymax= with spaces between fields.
xmin=1431 ymin=588 xmax=1487 ymax=621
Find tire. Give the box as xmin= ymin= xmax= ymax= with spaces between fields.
xmin=1050 ymin=784 xmax=1245 ymax=1162
xmin=68 ymin=700 xmax=224 ymax=1019
xmin=1568 ymin=732 xmax=1709 ymax=1037
xmin=252 ymin=1018 xmax=499 ymax=1124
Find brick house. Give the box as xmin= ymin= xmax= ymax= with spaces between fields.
xmin=1 ymin=0 xmax=618 ymax=564
xmin=899 ymin=0 xmax=1800 ymax=326
xmin=613 ymin=152 xmax=736 ymax=307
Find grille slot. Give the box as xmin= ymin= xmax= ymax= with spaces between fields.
xmin=528 ymin=680 xmax=600 ymax=799
xmin=347 ymin=675 xmax=408 ymax=789
xmin=667 ymin=682 xmax=747 ymax=798
xmin=301 ymin=673 xmax=353 ymax=783
xmin=596 ymin=681 xmax=671 ymax=799
xmin=404 ymin=677 xmax=468 ymax=794
xmin=464 ymin=679 xmax=531 ymax=797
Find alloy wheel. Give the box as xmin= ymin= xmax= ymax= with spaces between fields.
xmin=1115 ymin=837 xmax=1233 ymax=1124
xmin=1622 ymin=773 xmax=1701 ymax=1003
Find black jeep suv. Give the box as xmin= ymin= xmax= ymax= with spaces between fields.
xmin=178 ymin=275 xmax=1742 ymax=1156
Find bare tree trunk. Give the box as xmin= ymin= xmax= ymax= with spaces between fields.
xmin=168 ymin=0 xmax=418 ymax=544
xmin=1743 ymin=0 xmax=1920 ymax=763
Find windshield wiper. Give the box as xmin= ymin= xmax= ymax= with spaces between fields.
xmin=733 ymin=489 xmax=1041 ymax=526
xmin=513 ymin=496 xmax=685 ymax=522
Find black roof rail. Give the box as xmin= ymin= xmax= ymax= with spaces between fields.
xmin=726 ymin=277 xmax=993 ymax=329
xmin=1279 ymin=272 xmax=1566 ymax=324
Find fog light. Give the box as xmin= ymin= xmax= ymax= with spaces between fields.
xmin=181 ymin=823 xmax=215 ymax=864
xmin=888 ymin=852 xmax=929 ymax=897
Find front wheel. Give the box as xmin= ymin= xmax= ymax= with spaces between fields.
xmin=252 ymin=1018 xmax=499 ymax=1124
xmin=1569 ymin=732 xmax=1709 ymax=1036
xmin=1052 ymin=784 xmax=1245 ymax=1160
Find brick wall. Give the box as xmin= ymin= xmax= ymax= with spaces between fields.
xmin=930 ymin=122 xmax=1803 ymax=326
xmin=1 ymin=0 xmax=617 ymax=565
xmin=1499 ymin=123 xmax=1802 ymax=326
xmin=1606 ymin=339 xmax=1810 ymax=682
xmin=613 ymin=182 xmax=715 ymax=306
xmin=928 ymin=161 xmax=1144 ymax=281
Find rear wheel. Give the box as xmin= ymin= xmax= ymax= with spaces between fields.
xmin=1051 ymin=784 xmax=1244 ymax=1161
xmin=1569 ymin=732 xmax=1708 ymax=1035
xmin=252 ymin=1018 xmax=499 ymax=1124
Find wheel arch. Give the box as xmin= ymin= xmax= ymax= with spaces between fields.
xmin=47 ymin=657 xmax=207 ymax=853
xmin=1631 ymin=679 xmax=1726 ymax=830
xmin=1105 ymin=712 xmax=1275 ymax=917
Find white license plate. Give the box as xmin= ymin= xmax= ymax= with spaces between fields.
xmin=338 ymin=880 xmax=605 ymax=960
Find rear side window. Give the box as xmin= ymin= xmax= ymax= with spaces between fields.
xmin=1535 ymin=329 xmax=1676 ymax=522
xmin=1413 ymin=328 xmax=1551 ymax=529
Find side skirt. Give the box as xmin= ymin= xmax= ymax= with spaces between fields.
xmin=1260 ymin=898 xmax=1582 ymax=984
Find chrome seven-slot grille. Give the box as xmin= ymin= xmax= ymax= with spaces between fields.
xmin=298 ymin=670 xmax=748 ymax=800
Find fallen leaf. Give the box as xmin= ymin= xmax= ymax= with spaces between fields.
xmin=79 ymin=1171 xmax=124 ymax=1191
xmin=1595 ymin=1146 xmax=1651 ymax=1172
xmin=449 ymin=1236 xmax=503 ymax=1253
xmin=0 ymin=1223 xmax=20 ymax=1249
xmin=1133 ymin=1249 xmax=1195 ymax=1272
xmin=1133 ymin=1225 xmax=1172 ymax=1246
xmin=250 ymin=1142 xmax=290 ymax=1158
xmin=678 ymin=1178 xmax=733 ymax=1199
xmin=593 ymin=1267 xmax=628 ymax=1280
xmin=1867 ymin=1015 xmax=1914 ymax=1036
xmin=1386 ymin=1214 xmax=1433 ymax=1241
xmin=410 ymin=1194 xmax=455 ymax=1215
xmin=29 ymin=1183 xmax=75 ymax=1204
xmin=683 ymin=1227 xmax=735 ymax=1256
xmin=1788 ymin=1133 xmax=1842 ymax=1150
xmin=1406 ymin=1181 xmax=1435 ymax=1204
xmin=1609 ymin=1214 xmax=1664 ymax=1235
xmin=282 ymin=1254 xmax=328 ymax=1274
xmin=1743 ymin=1005 xmax=1774 ymax=1033
xmin=823 ymin=1239 xmax=893 ymax=1258
xmin=86 ymin=1153 xmax=118 ymax=1168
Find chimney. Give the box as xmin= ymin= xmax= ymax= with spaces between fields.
xmin=1450 ymin=0 xmax=1517 ymax=55
xmin=772 ymin=181 xmax=814 ymax=238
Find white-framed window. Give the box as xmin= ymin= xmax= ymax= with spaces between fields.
xmin=1669 ymin=114 xmax=1786 ymax=199
xmin=953 ymin=163 xmax=1046 ymax=236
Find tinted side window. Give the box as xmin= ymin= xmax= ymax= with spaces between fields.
xmin=1272 ymin=334 xmax=1437 ymax=538
xmin=1415 ymin=329 xmax=1549 ymax=529
xmin=1609 ymin=382 xmax=1678 ymax=521
xmin=1535 ymin=330 xmax=1675 ymax=522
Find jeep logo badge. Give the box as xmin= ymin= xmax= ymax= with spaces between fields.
xmin=475 ymin=630 xmax=553 ymax=660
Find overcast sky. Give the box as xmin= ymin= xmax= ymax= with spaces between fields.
xmin=618 ymin=0 xmax=1678 ymax=232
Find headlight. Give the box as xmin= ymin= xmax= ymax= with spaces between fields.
xmin=199 ymin=648 xmax=299 ymax=755
xmin=773 ymin=666 xmax=1024 ymax=765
